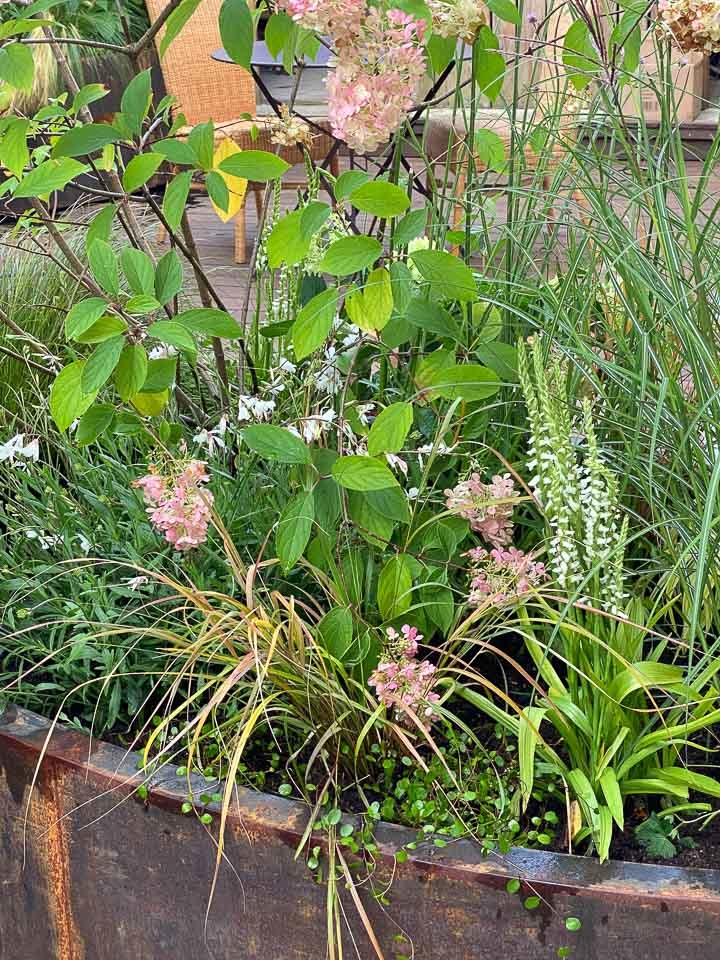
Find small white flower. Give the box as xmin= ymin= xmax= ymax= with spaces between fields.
xmin=386 ymin=453 xmax=408 ymax=477
xmin=238 ymin=396 xmax=276 ymax=422
xmin=356 ymin=403 xmax=374 ymax=426
xmin=298 ymin=408 xmax=337 ymax=444
xmin=406 ymin=486 xmax=420 ymax=500
xmin=416 ymin=441 xmax=457 ymax=468
xmin=148 ymin=344 xmax=178 ymax=360
xmin=277 ymin=356 xmax=297 ymax=375
xmin=26 ymin=529 xmax=62 ymax=550
xmin=193 ymin=417 xmax=228 ymax=454
xmin=124 ymin=575 xmax=150 ymax=591
xmin=0 ymin=433 xmax=40 ymax=465
xmin=76 ymin=534 xmax=92 ymax=555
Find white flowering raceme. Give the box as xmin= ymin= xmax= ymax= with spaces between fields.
xmin=518 ymin=338 xmax=628 ymax=614
xmin=428 ymin=0 xmax=487 ymax=41
xmin=658 ymin=0 xmax=720 ymax=52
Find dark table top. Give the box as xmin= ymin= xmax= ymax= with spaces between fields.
xmin=212 ymin=40 xmax=333 ymax=69
xmin=212 ymin=39 xmax=472 ymax=69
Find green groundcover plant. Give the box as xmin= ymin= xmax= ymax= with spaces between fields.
xmin=3 ymin=0 xmax=720 ymax=952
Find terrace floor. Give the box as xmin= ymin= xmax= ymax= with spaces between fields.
xmin=175 ymin=157 xmax=718 ymax=317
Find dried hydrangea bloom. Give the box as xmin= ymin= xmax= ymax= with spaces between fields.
xmin=278 ymin=0 xmax=366 ymax=44
xmin=444 ymin=472 xmax=516 ymax=547
xmin=327 ymin=8 xmax=428 ymax=153
xmin=368 ymin=625 xmax=440 ymax=728
xmin=269 ymin=104 xmax=315 ymax=149
xmin=428 ymin=0 xmax=487 ymax=42
xmin=466 ymin=545 xmax=545 ymax=605
xmin=133 ymin=460 xmax=213 ymax=552
xmin=657 ymin=0 xmax=720 ymax=52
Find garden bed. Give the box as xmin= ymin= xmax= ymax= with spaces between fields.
xmin=2 ymin=703 xmax=720 ymax=960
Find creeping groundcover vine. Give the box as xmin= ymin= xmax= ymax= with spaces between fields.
xmin=3 ymin=0 xmax=720 ymax=954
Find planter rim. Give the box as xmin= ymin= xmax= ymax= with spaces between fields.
xmin=3 ymin=702 xmax=720 ymax=910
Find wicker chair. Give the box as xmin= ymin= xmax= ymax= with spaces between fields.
xmin=145 ymin=0 xmax=339 ymax=263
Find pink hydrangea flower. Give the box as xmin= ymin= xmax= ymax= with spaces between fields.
xmin=369 ymin=624 xmax=440 ymax=728
xmin=133 ymin=460 xmax=213 ymax=552
xmin=327 ymin=8 xmax=428 ymax=153
xmin=279 ymin=0 xmax=366 ymax=43
xmin=445 ymin=472 xmax=516 ymax=547
xmin=466 ymin=545 xmax=545 ymax=605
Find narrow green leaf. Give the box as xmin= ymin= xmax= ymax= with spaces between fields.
xmin=599 ymin=768 xmax=624 ymax=830
xmin=218 ymin=150 xmax=290 ymax=181
xmin=377 ymin=554 xmax=413 ymax=621
xmin=122 ymin=153 xmax=164 ymax=193
xmin=64 ymin=297 xmax=108 ymax=340
xmin=409 ymin=249 xmax=477 ymax=301
xmin=332 ymin=456 xmax=399 ymax=491
xmin=52 ymin=123 xmax=120 ymax=158
xmin=121 ymin=247 xmax=155 ymax=296
xmin=0 ymin=117 xmax=29 ymax=178
xmin=13 ymin=158 xmax=88 ymax=199
xmin=293 ymin=288 xmax=339 ymax=360
xmin=162 ymin=169 xmax=192 ymax=232
xmin=88 ymin=239 xmax=120 ymax=297
xmin=428 ymin=363 xmax=500 ymax=401
xmin=154 ymin=249 xmax=184 ymax=305
xmin=0 ymin=42 xmax=34 ymax=92
xmin=115 ymin=344 xmax=148 ymax=401
xmin=349 ymin=180 xmax=411 ymax=218
xmin=219 ymin=0 xmax=254 ymax=69
xmin=368 ymin=402 xmax=413 ymax=456
xmin=120 ymin=69 xmax=152 ymax=137
xmin=241 ymin=424 xmax=311 ymax=463
xmin=82 ymin=335 xmax=125 ymax=393
xmin=159 ymin=0 xmax=202 ymax=57
xmin=276 ymin=489 xmax=315 ymax=571
xmin=318 ymin=236 xmax=382 ymax=277
xmin=486 ymin=0 xmax=521 ymax=25
xmin=176 ymin=307 xmax=242 ymax=338
xmin=50 ymin=360 xmax=97 ymax=431
xmin=76 ymin=404 xmax=115 ymax=445
xmin=147 ymin=320 xmax=197 ymax=353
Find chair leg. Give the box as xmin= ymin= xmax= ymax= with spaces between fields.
xmin=253 ymin=185 xmax=263 ymax=222
xmin=234 ymin=206 xmax=247 ymax=264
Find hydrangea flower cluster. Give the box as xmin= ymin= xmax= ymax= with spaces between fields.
xmin=657 ymin=0 xmax=720 ymax=52
xmin=466 ymin=545 xmax=545 ymax=605
xmin=279 ymin=0 xmax=366 ymax=44
xmin=368 ymin=625 xmax=441 ymax=728
xmin=445 ymin=472 xmax=516 ymax=547
xmin=428 ymin=0 xmax=487 ymax=42
xmin=133 ymin=460 xmax=213 ymax=552
xmin=327 ymin=7 xmax=428 ymax=153
xmin=269 ymin=104 xmax=314 ymax=149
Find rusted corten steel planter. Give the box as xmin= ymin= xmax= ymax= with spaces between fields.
xmin=2 ymin=704 xmax=720 ymax=960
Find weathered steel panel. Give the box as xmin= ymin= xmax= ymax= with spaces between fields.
xmin=2 ymin=705 xmax=720 ymax=960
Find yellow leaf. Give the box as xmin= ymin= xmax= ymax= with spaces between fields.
xmin=211 ymin=139 xmax=247 ymax=223
xmin=131 ymin=390 xmax=169 ymax=416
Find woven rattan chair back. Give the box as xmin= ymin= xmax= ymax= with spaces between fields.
xmin=144 ymin=0 xmax=256 ymax=125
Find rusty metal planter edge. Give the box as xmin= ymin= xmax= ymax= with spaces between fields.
xmin=1 ymin=702 xmax=720 ymax=960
